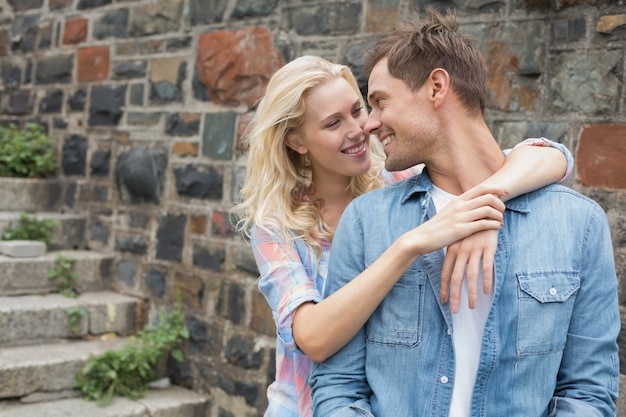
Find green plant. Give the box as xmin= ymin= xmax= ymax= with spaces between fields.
xmin=48 ymin=254 xmax=79 ymax=298
xmin=1 ymin=212 xmax=58 ymax=246
xmin=0 ymin=123 xmax=57 ymax=178
xmin=66 ymin=306 xmax=87 ymax=334
xmin=76 ymin=304 xmax=189 ymax=406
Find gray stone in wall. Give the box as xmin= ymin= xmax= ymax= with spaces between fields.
xmin=129 ymin=0 xmax=184 ymax=36
xmin=416 ymin=0 xmax=503 ymax=12
xmin=492 ymin=121 xmax=569 ymax=150
xmin=144 ymin=268 xmax=166 ymax=298
xmin=64 ymin=182 xmax=76 ymax=208
xmin=8 ymin=0 xmax=43 ymax=11
xmin=284 ymin=3 xmax=362 ymax=36
xmin=554 ymin=17 xmax=586 ymax=42
xmin=117 ymin=260 xmax=136 ymax=287
xmin=550 ymin=49 xmax=621 ymax=115
xmin=166 ymin=36 xmax=191 ymax=51
xmin=225 ymin=336 xmax=264 ymax=369
xmin=35 ymin=54 xmax=73 ymax=84
xmin=186 ymin=316 xmax=222 ymax=355
xmin=94 ymin=8 xmax=129 ymax=40
xmin=202 ymin=112 xmax=235 ymax=160
xmin=38 ymin=20 xmax=53 ymax=49
xmin=216 ymin=374 xmax=259 ymax=407
xmin=24 ymin=60 xmax=32 ymax=83
xmin=232 ymin=245 xmax=258 ymax=275
xmin=39 ymin=89 xmax=63 ymax=114
xmin=192 ymin=243 xmax=225 ymax=271
xmin=90 ymin=221 xmax=109 ymax=244
xmin=115 ymin=235 xmax=148 ymax=255
xmin=62 ymin=134 xmax=87 ymax=176
xmin=344 ymin=38 xmax=379 ymax=99
xmin=188 ymin=0 xmax=227 ymax=25
xmin=129 ymin=83 xmax=144 ymax=105
xmin=174 ymin=165 xmax=223 ymax=200
xmin=192 ymin=70 xmax=210 ymax=101
xmin=216 ymin=282 xmax=244 ymax=325
xmin=155 ymin=213 xmax=185 ymax=262
xmin=166 ymin=113 xmax=200 ymax=137
xmin=7 ymin=89 xmax=33 ymax=115
xmin=53 ymin=117 xmax=67 ymax=129
xmin=1 ymin=63 xmax=21 ymax=88
xmin=129 ymin=211 xmax=150 ymax=228
xmin=11 ymin=14 xmax=39 ymax=53
xmin=77 ymin=0 xmax=112 ymax=10
xmin=89 ymin=84 xmax=126 ymax=125
xmin=115 ymin=147 xmax=167 ymax=204
xmin=150 ymin=81 xmax=182 ymax=103
xmin=90 ymin=149 xmax=110 ymax=176
xmin=113 ymin=61 xmax=146 ymax=79
xmin=232 ymin=0 xmax=279 ymax=19
xmin=68 ymin=89 xmax=86 ymax=111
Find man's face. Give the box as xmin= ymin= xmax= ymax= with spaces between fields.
xmin=365 ymin=58 xmax=439 ymax=171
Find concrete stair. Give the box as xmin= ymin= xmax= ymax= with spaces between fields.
xmin=0 ymin=177 xmax=209 ymax=416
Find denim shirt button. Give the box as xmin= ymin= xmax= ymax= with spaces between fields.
xmin=549 ymin=287 xmax=557 ymax=296
xmin=447 ymin=328 xmax=452 ymax=335
xmin=440 ymin=376 xmax=449 ymax=384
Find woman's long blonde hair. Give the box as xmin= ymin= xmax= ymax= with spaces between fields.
xmin=234 ymin=55 xmax=385 ymax=254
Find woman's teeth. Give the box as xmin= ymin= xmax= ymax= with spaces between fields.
xmin=344 ymin=143 xmax=365 ymax=154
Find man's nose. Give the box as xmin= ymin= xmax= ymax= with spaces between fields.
xmin=364 ymin=111 xmax=381 ymax=135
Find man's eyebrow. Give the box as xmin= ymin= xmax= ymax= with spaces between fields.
xmin=367 ymin=90 xmax=379 ymax=103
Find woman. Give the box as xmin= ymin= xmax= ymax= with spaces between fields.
xmin=234 ymin=56 xmax=571 ymax=417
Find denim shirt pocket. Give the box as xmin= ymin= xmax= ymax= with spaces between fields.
xmin=366 ymin=267 xmax=426 ymax=348
xmin=516 ymin=270 xmax=580 ymax=355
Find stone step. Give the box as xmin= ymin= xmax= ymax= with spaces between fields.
xmin=0 ymin=338 xmax=129 ymax=399
xmin=0 ymin=178 xmax=66 ymax=212
xmin=0 ymin=385 xmax=209 ymax=417
xmin=0 ymin=212 xmax=86 ymax=251
xmin=0 ymin=250 xmax=113 ymax=296
xmin=0 ymin=292 xmax=144 ymax=346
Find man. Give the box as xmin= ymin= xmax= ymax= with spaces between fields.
xmin=310 ymin=8 xmax=619 ymax=417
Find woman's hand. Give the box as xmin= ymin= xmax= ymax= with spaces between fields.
xmin=436 ymin=183 xmax=506 ymax=313
xmin=440 ymin=229 xmax=498 ymax=313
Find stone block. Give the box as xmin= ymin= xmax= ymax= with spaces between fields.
xmin=576 ymin=124 xmax=626 ymax=190
xmin=77 ymin=46 xmax=110 ymax=82
xmin=0 ymin=240 xmax=46 ymax=258
xmin=62 ymin=17 xmax=88 ymax=45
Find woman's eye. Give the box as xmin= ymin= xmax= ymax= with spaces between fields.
xmin=326 ymin=119 xmax=340 ymax=128
xmin=352 ymin=105 xmax=363 ymax=116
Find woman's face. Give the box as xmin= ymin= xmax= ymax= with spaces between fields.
xmin=289 ymin=76 xmax=371 ymax=184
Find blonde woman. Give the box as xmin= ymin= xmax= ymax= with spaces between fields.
xmin=234 ymin=55 xmax=572 ymax=417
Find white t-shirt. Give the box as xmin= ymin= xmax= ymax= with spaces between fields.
xmin=430 ymin=185 xmax=494 ymax=417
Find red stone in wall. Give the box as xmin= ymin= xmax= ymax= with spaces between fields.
xmin=195 ymin=27 xmax=285 ymax=108
xmin=62 ymin=18 xmax=88 ymax=45
xmin=77 ymin=46 xmax=110 ymax=82
xmin=576 ymin=124 xmax=626 ymax=189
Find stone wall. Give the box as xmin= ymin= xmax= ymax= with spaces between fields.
xmin=0 ymin=0 xmax=625 ymax=415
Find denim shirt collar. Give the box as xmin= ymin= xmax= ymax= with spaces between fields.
xmin=398 ymin=168 xmax=532 ymax=214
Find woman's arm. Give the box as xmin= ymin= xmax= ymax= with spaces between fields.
xmin=293 ymin=186 xmax=505 ymax=362
xmin=440 ymin=139 xmax=572 ymax=313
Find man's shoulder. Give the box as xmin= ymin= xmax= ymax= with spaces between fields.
xmin=525 ymin=184 xmax=606 ymax=218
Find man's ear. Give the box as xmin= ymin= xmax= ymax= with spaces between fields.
xmin=429 ymin=68 xmax=450 ymax=107
xmin=285 ymin=134 xmax=308 ymax=155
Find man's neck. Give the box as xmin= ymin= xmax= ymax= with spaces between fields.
xmin=427 ymin=121 xmax=504 ymax=196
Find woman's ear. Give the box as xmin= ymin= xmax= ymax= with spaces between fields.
xmin=286 ymin=134 xmax=308 ymax=155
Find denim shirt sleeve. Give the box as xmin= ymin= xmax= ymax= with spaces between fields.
xmin=549 ymin=202 xmax=620 ymax=416
xmin=512 ymin=137 xmax=574 ymax=183
xmin=251 ymin=225 xmax=323 ymax=352
xmin=309 ymin=203 xmax=373 ymax=417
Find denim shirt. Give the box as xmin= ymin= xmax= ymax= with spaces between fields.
xmin=310 ymin=172 xmax=619 ymax=417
